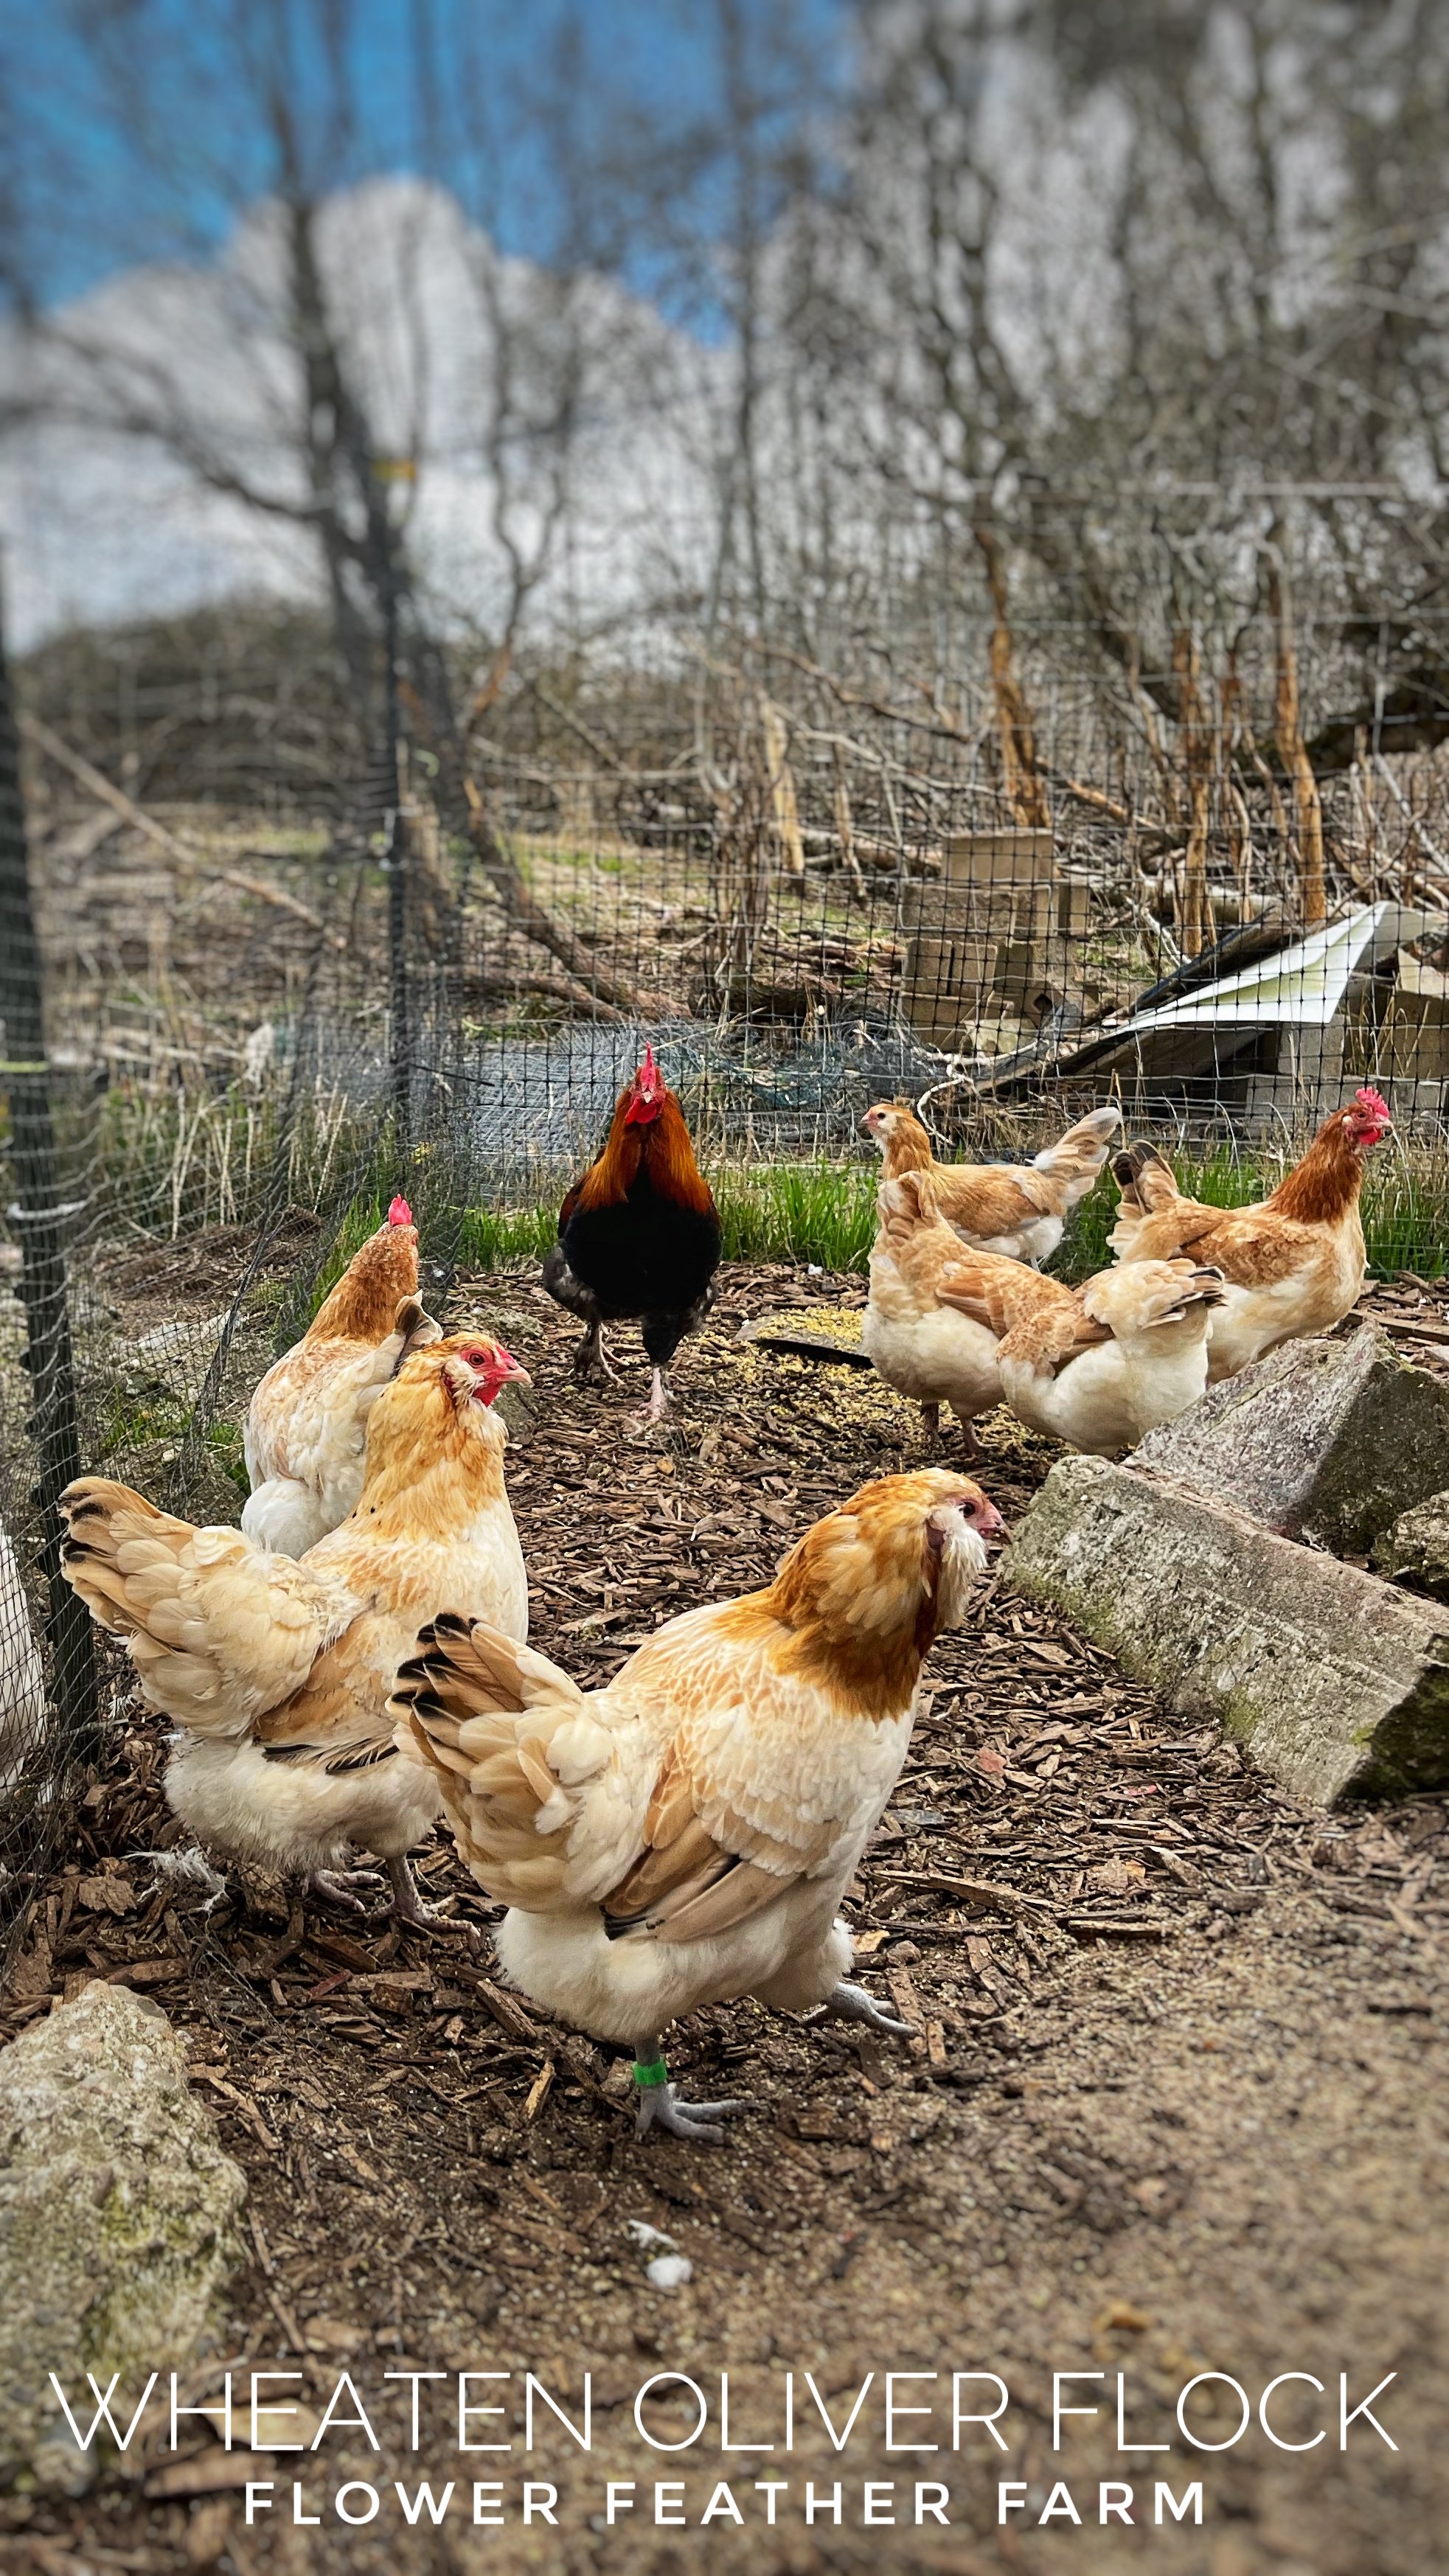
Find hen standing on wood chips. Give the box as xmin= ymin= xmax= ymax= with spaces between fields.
xmin=542 ymin=1045 xmax=721 ymax=1424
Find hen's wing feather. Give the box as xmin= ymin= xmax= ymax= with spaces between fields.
xmin=393 ymin=1609 xmax=884 ymax=1938
xmin=997 ymin=1297 xmax=1112 ymax=1379
xmin=934 ymin=1253 xmax=1078 ymax=1338
xmin=60 ymin=1478 xmax=355 ymax=1737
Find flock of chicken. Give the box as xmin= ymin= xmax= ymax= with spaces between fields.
xmin=861 ymin=1083 xmax=1391 ymax=1457
xmin=55 ymin=1058 xmax=1392 ymax=2145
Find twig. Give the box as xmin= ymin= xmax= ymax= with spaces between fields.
xmin=19 ymin=710 xmax=344 ymax=943
xmin=1374 ymin=753 xmax=1449 ymax=894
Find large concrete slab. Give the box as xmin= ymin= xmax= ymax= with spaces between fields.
xmin=1136 ymin=1323 xmax=1449 ymax=1556
xmin=1006 ymin=1453 xmax=1449 ymax=1804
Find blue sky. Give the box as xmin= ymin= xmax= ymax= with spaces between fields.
xmin=1 ymin=0 xmax=849 ymax=323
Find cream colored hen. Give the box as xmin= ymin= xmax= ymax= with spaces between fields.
xmin=861 ymin=1169 xmax=1080 ymax=1453
xmin=864 ymin=1101 xmax=1119 ymax=1265
xmin=392 ymin=1470 xmax=1003 ymax=2141
xmin=945 ymin=1254 xmax=1224 ymax=1454
xmin=61 ymin=1336 xmax=529 ymax=1921
xmin=243 ymin=1197 xmax=440 ymax=1556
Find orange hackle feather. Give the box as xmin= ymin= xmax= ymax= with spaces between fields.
xmin=1268 ymin=1095 xmax=1387 ymax=1227
xmin=572 ymin=1085 xmax=715 ymax=1219
xmin=708 ymin=1468 xmax=987 ymax=1717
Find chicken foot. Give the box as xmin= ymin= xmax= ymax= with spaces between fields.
xmin=634 ymin=1366 xmax=670 ymax=1430
xmin=632 ymin=2041 xmax=754 ymax=2145
xmin=823 ymin=1980 xmax=914 ymax=2039
xmin=307 ymin=1867 xmax=385 ymax=1912
xmin=386 ymin=1853 xmax=476 ymax=1938
xmin=573 ymin=1322 xmax=619 ymax=1385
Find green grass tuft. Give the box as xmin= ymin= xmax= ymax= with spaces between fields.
xmin=457 ymin=1202 xmax=560 ymax=1268
xmin=301 ymin=1138 xmax=1449 ymax=1317
xmin=714 ymin=1162 xmax=879 ymax=1273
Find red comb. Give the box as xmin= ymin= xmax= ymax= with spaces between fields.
xmin=1355 ymin=1087 xmax=1390 ymax=1120
xmin=387 ymin=1195 xmax=413 ymax=1225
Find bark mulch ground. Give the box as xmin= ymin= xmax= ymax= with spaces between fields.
xmin=1 ymin=1264 xmax=1447 ymax=2575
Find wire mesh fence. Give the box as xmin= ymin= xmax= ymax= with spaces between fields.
xmin=3 ymin=585 xmax=1448 ymax=1988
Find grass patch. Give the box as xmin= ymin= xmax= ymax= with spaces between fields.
xmin=452 ymin=1164 xmax=880 ymax=1278
xmin=455 ymin=1143 xmax=1448 ymax=1292
xmin=715 ymin=1163 xmax=879 ymax=1272
xmin=458 ymin=1202 xmax=560 ymax=1268
xmin=151 ymin=1133 xmax=1445 ymax=1339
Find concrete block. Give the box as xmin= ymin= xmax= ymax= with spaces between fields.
xmin=1135 ymin=1323 xmax=1449 ymax=1557
xmin=1006 ymin=1453 xmax=1449 ymax=1805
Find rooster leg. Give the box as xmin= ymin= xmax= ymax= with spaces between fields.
xmin=307 ymin=1867 xmax=385 ymax=1913
xmin=823 ymin=1980 xmax=914 ymax=2039
xmin=639 ymin=1370 xmax=670 ymax=1432
xmin=956 ymin=1411 xmax=981 ymax=1461
xmin=632 ymin=2041 xmax=754 ymax=2145
xmin=574 ymin=1321 xmax=619 ymax=1385
xmin=920 ymin=1400 xmax=940 ymax=1448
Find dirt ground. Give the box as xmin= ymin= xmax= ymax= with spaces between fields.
xmin=2 ymin=1263 xmax=1448 ymax=2576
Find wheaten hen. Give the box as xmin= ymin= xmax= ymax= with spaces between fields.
xmin=861 ymin=1169 xmax=1080 ymax=1453
xmin=945 ymin=1254 xmax=1224 ymax=1453
xmin=1109 ymin=1089 xmax=1392 ymax=1383
xmin=242 ymin=1195 xmax=439 ymax=1556
xmin=61 ymin=1336 xmax=529 ymax=1921
xmin=864 ymin=1100 xmax=1119 ymax=1265
xmin=392 ymin=1469 xmax=1003 ymax=2141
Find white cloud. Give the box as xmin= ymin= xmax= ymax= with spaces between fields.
xmin=0 ymin=175 xmax=723 ymax=651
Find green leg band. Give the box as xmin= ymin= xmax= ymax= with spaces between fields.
xmin=633 ymin=2055 xmax=670 ymax=2089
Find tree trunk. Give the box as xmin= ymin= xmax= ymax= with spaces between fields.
xmin=1172 ymin=628 xmax=1213 ymax=958
xmin=973 ymin=527 xmax=1050 ymax=829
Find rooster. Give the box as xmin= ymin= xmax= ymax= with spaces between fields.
xmin=863 ymin=1100 xmax=1120 ymax=1266
xmin=1108 ymin=1087 xmax=1392 ymax=1382
xmin=861 ymin=1169 xmax=1080 ymax=1452
xmin=60 ymin=1336 xmax=530 ymax=1921
xmin=542 ymin=1046 xmax=721 ymax=1424
xmin=942 ymin=1253 xmax=1224 ymax=1454
xmin=392 ymin=1469 xmax=1003 ymax=2141
xmin=242 ymin=1196 xmax=440 ymax=1556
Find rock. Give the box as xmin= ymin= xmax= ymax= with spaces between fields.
xmin=0 ymin=1983 xmax=246 ymax=2493
xmin=1374 ymin=1489 xmax=1449 ymax=1601
xmin=1006 ymin=1454 xmax=1449 ymax=1805
xmin=1136 ymin=1323 xmax=1449 ymax=1556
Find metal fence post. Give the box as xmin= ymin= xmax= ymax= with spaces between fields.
xmin=383 ymin=565 xmax=412 ymax=1149
xmin=0 ymin=610 xmax=99 ymax=1757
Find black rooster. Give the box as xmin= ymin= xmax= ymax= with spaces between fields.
xmin=541 ymin=1048 xmax=721 ymax=1423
